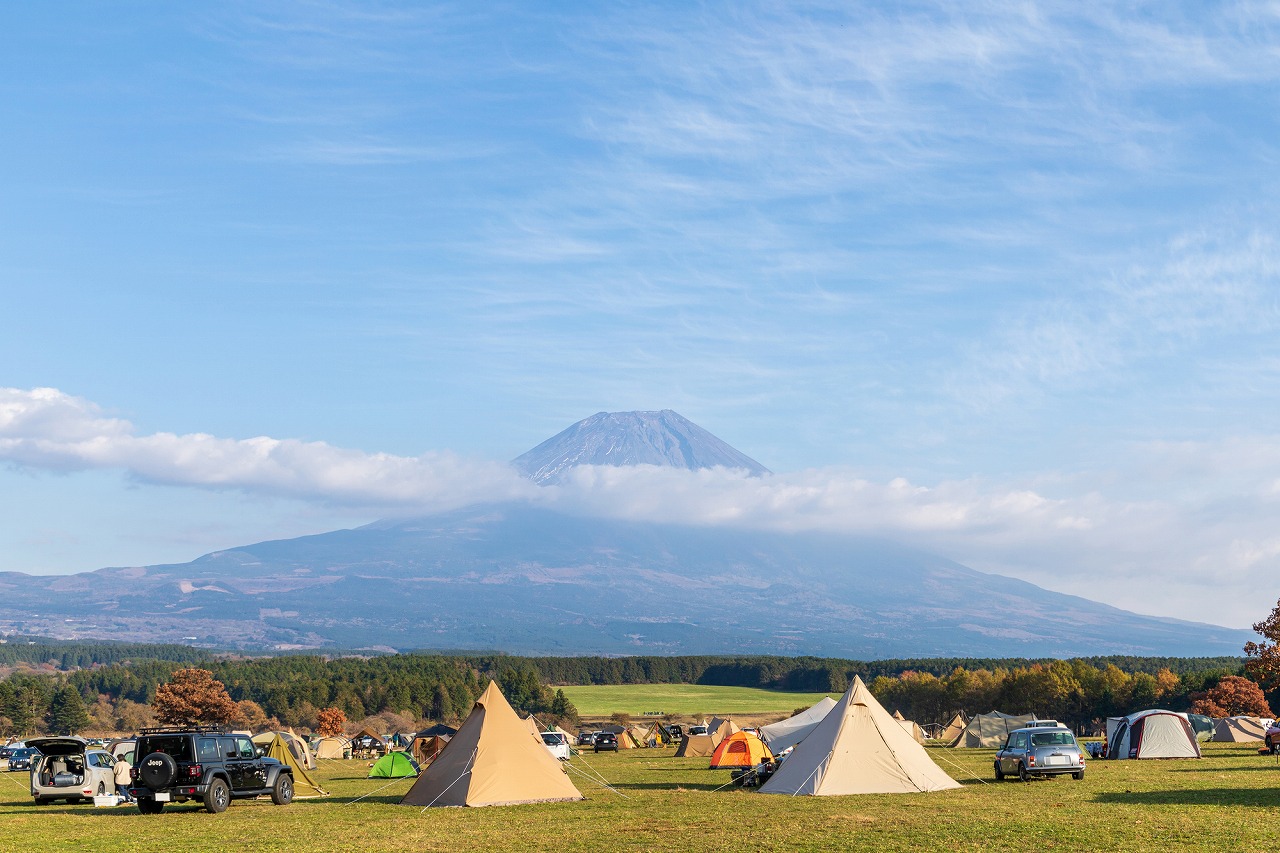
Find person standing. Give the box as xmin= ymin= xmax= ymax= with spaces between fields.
xmin=113 ymin=755 xmax=134 ymax=803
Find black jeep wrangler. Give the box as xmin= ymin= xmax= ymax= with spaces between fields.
xmin=129 ymin=727 xmax=294 ymax=814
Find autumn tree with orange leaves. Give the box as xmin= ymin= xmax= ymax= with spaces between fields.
xmin=1245 ymin=597 xmax=1280 ymax=693
xmin=316 ymin=707 xmax=346 ymax=737
xmin=1190 ymin=675 xmax=1272 ymax=718
xmin=152 ymin=668 xmax=241 ymax=727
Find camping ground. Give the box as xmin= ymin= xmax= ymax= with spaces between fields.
xmin=2 ymin=742 xmax=1278 ymax=852
xmin=560 ymin=683 xmax=831 ymax=717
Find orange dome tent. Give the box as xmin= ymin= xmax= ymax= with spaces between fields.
xmin=709 ymin=731 xmax=772 ymax=769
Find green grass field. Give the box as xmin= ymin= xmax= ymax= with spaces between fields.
xmin=559 ymin=683 xmax=831 ymax=717
xmin=3 ymin=742 xmax=1279 ymax=851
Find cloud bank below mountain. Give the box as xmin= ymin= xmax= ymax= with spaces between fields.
xmin=3 ymin=386 xmax=1276 ymax=628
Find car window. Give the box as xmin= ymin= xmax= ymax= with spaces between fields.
xmin=139 ymin=736 xmax=193 ymax=762
xmin=1011 ymin=732 xmax=1026 ymax=749
xmin=1031 ymin=731 xmax=1075 ymax=747
xmin=198 ymin=738 xmax=220 ymax=762
xmin=236 ymin=737 xmax=256 ymax=759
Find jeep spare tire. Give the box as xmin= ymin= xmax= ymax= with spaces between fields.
xmin=139 ymin=752 xmax=177 ymax=789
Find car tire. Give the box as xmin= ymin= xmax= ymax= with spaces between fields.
xmin=139 ymin=752 xmax=178 ymax=790
xmin=34 ymin=797 xmax=49 ymax=805
xmin=1018 ymin=763 xmax=1030 ymax=782
xmin=994 ymin=761 xmax=1004 ymax=781
xmin=271 ymin=773 xmax=293 ymax=806
xmin=97 ymin=783 xmax=106 ymax=796
xmin=204 ymin=777 xmax=230 ymax=814
xmin=1072 ymin=771 xmax=1084 ymax=780
xmin=138 ymin=798 xmax=164 ymax=814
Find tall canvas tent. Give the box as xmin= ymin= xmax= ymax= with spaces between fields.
xmin=760 ymin=697 xmax=837 ymax=752
xmin=897 ymin=718 xmax=927 ymax=744
xmin=674 ymin=734 xmax=716 ymax=757
xmin=400 ymin=682 xmax=584 ymax=808
xmin=313 ymin=736 xmax=350 ymax=759
xmin=643 ymin=722 xmax=674 ymax=746
xmin=760 ymin=676 xmax=960 ymax=796
xmin=369 ymin=751 xmax=420 ymax=778
xmin=949 ymin=712 xmax=1037 ymax=748
xmin=412 ymin=734 xmax=450 ymax=766
xmin=351 ymin=727 xmax=387 ymax=754
xmin=709 ymin=731 xmax=772 ymax=769
xmin=938 ymin=713 xmax=967 ymax=743
xmin=259 ymin=733 xmax=328 ymax=796
xmin=286 ymin=727 xmax=317 ymax=770
xmin=252 ymin=731 xmax=316 ymax=771
xmin=1106 ymin=710 xmax=1201 ymax=759
xmin=708 ymin=719 xmax=740 ymax=747
xmin=1212 ymin=716 xmax=1270 ymax=743
xmin=616 ymin=728 xmax=641 ymax=749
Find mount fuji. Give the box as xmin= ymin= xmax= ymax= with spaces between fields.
xmin=0 ymin=411 xmax=1251 ymax=657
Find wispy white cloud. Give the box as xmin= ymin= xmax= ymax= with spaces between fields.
xmin=0 ymin=388 xmax=538 ymax=512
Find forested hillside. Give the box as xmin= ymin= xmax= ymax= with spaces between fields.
xmin=0 ymin=643 xmax=1253 ymax=738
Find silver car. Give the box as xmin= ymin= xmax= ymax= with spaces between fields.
xmin=994 ymin=726 xmax=1085 ymax=781
xmin=27 ymin=736 xmax=118 ymax=804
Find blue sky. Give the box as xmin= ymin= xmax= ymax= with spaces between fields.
xmin=3 ymin=2 xmax=1280 ymax=628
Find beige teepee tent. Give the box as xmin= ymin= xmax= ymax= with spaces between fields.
xmin=938 ymin=712 xmax=966 ymax=743
xmin=400 ymin=682 xmax=584 ymax=808
xmin=1211 ymin=716 xmax=1269 ymax=743
xmin=759 ymin=676 xmax=960 ymax=796
xmin=708 ymin=718 xmax=740 ymax=748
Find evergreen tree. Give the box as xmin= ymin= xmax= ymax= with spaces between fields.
xmin=430 ymin=684 xmax=452 ymax=722
xmin=46 ymin=685 xmax=89 ymax=735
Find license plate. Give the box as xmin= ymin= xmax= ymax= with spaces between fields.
xmin=154 ymin=793 xmax=170 ymax=802
xmin=1046 ymin=756 xmax=1068 ymax=766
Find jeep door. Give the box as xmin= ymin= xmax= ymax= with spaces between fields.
xmin=218 ymin=737 xmax=247 ymax=790
xmin=234 ymin=736 xmax=264 ymax=791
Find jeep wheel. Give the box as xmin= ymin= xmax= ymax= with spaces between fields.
xmin=1018 ymin=763 xmax=1030 ymax=782
xmin=994 ymin=761 xmax=1004 ymax=781
xmin=204 ymin=778 xmax=230 ymax=814
xmin=271 ymin=773 xmax=294 ymax=806
xmin=138 ymin=798 xmax=164 ymax=814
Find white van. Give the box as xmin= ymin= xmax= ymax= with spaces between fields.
xmin=540 ymin=731 xmax=571 ymax=761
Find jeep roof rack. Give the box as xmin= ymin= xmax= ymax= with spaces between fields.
xmin=139 ymin=725 xmax=231 ymax=735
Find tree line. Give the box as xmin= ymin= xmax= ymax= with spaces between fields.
xmin=0 ymin=646 xmax=1257 ymax=738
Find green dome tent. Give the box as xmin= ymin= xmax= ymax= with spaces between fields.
xmin=368 ymin=750 xmax=420 ymax=778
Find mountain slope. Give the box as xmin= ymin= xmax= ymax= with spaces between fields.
xmin=0 ymin=503 xmax=1248 ymax=656
xmin=512 ymin=410 xmax=770 ymax=483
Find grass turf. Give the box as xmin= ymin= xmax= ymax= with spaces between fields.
xmin=2 ymin=742 xmax=1279 ymax=851
xmin=559 ymin=683 xmax=832 ymax=717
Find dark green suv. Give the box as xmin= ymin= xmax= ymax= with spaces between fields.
xmin=129 ymin=727 xmax=294 ymax=813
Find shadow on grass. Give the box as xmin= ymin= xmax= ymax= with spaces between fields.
xmin=312 ymin=794 xmax=406 ymax=806
xmin=609 ymin=782 xmax=725 ymax=792
xmin=1167 ymin=764 xmax=1280 ymax=773
xmin=1095 ymin=788 xmax=1280 ymax=808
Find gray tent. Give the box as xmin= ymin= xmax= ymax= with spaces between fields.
xmin=1106 ymin=709 xmax=1200 ymax=760
xmin=759 ymin=697 xmax=837 ymax=752
xmin=949 ymin=711 xmax=1037 ymax=748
